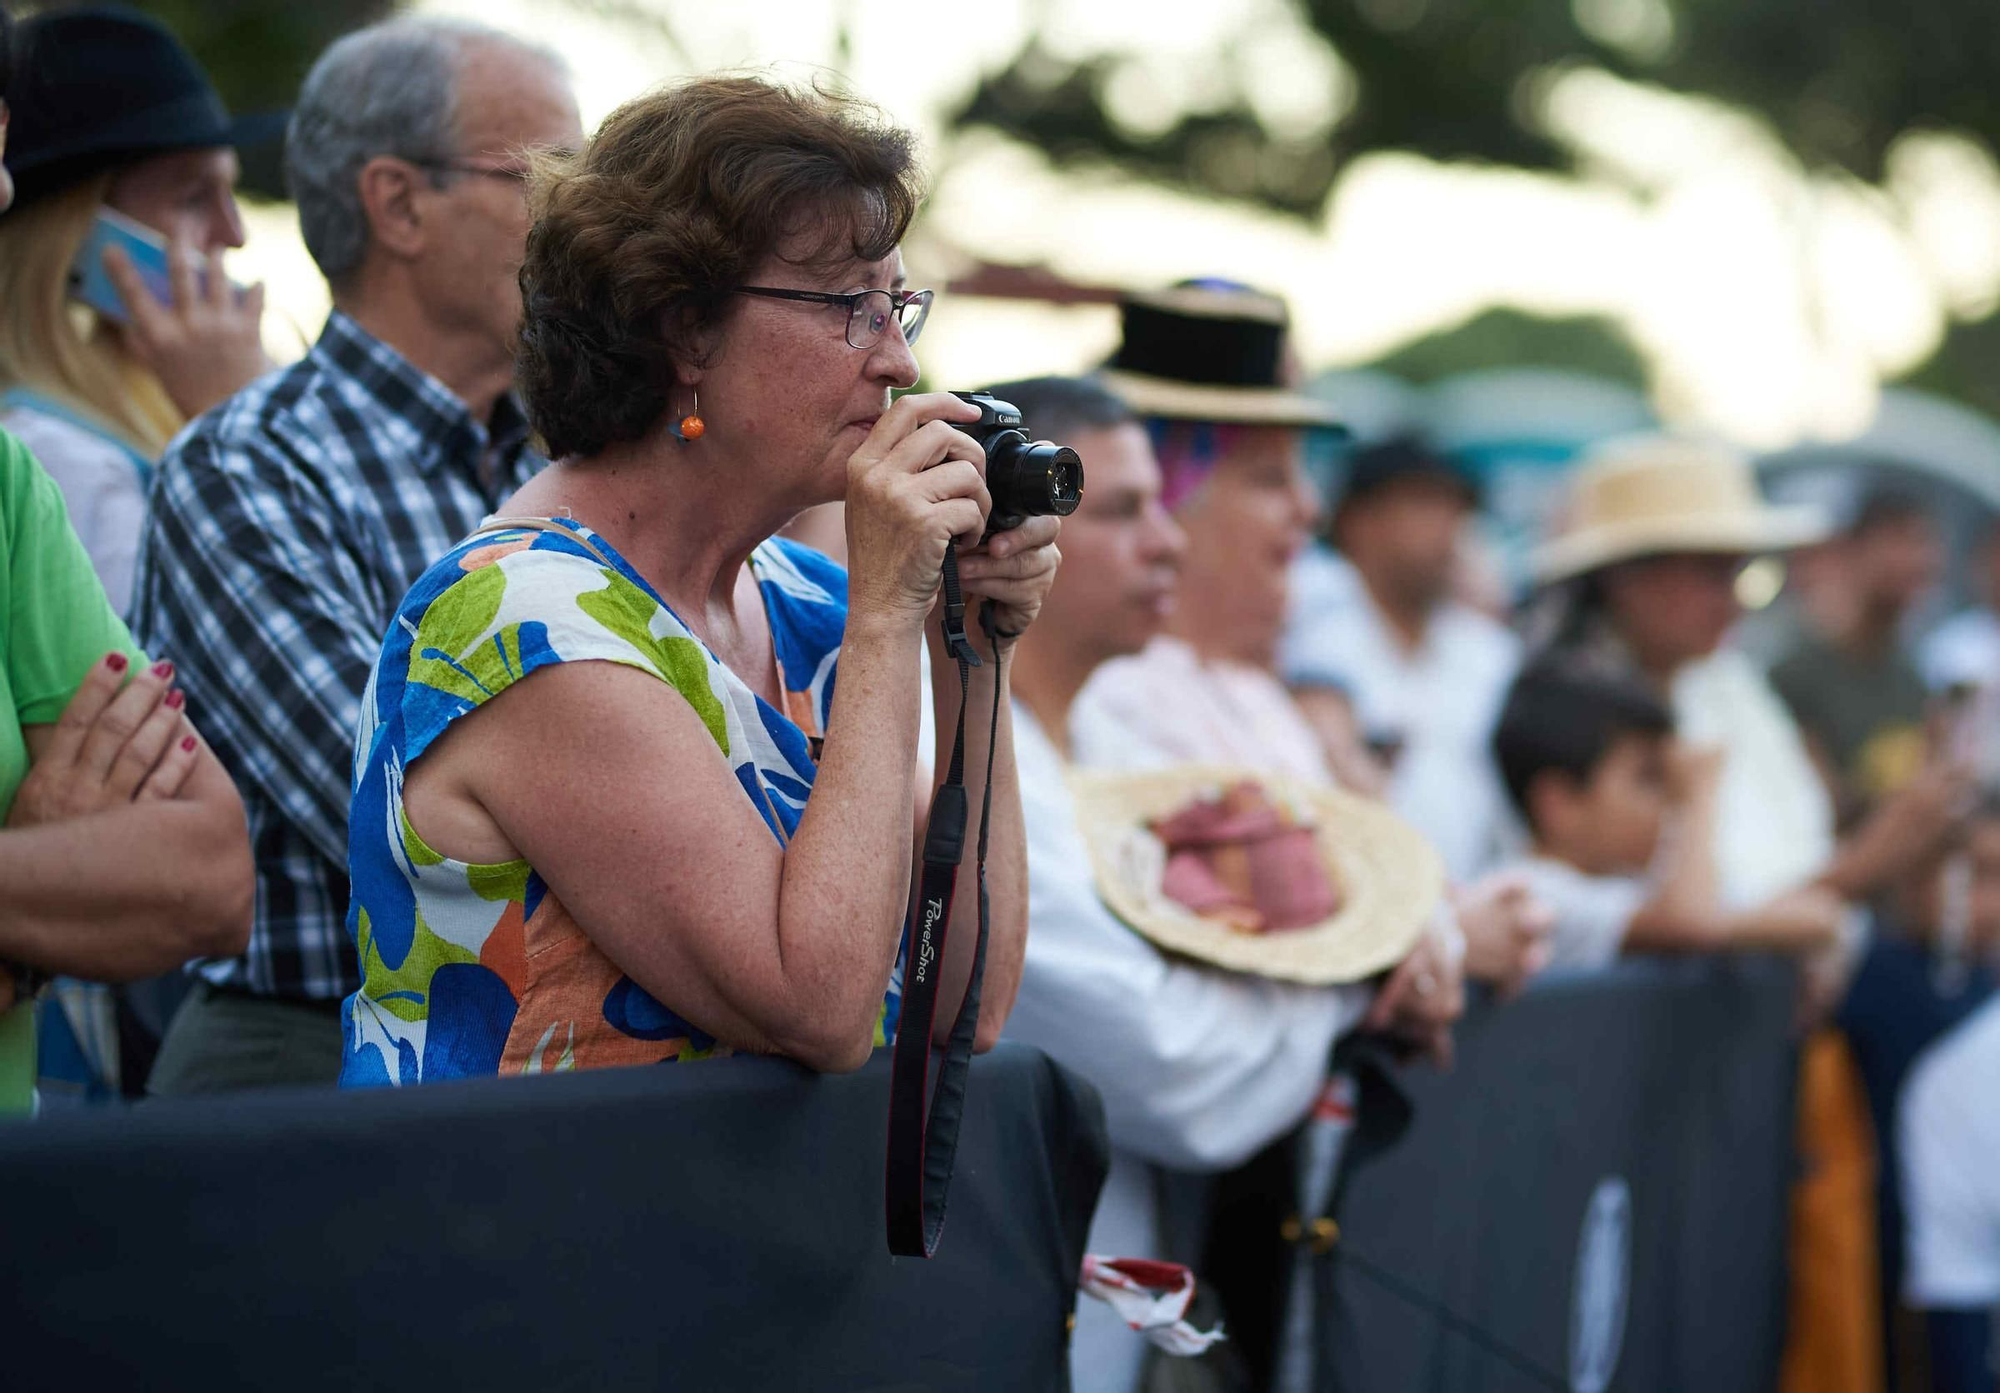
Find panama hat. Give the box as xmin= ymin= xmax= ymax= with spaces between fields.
xmin=1098 ymin=282 xmax=1347 ymax=431
xmin=1531 ymin=434 xmax=1830 ymax=584
xmin=1068 ymin=766 xmax=1442 ymax=985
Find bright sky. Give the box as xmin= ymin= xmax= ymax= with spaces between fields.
xmin=230 ymin=0 xmax=2000 ymax=448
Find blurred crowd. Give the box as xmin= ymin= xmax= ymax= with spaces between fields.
xmin=1 ymin=7 xmax=1997 ymax=1393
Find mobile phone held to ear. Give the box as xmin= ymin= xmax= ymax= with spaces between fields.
xmin=67 ymin=207 xmax=203 ymax=323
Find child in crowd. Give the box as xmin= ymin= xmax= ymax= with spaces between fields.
xmin=1492 ymin=662 xmax=1845 ymax=972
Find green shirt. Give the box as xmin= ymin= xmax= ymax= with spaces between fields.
xmin=1768 ymin=630 xmax=1930 ymax=810
xmin=0 ymin=427 xmax=145 ymax=1112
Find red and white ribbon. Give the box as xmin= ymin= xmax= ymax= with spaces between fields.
xmin=1079 ymin=1255 xmax=1227 ymax=1356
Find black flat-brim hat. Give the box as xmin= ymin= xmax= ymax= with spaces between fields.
xmin=4 ymin=6 xmax=287 ymax=206
xmin=1100 ymin=282 xmax=1346 ymax=432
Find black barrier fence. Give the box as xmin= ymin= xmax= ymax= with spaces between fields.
xmin=1307 ymin=956 xmax=1800 ymax=1393
xmin=0 ymin=958 xmax=1806 ymax=1392
xmin=0 ymin=1043 xmax=1108 ymax=1392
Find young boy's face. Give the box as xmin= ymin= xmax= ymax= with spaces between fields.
xmin=1540 ymin=732 xmax=1671 ymax=877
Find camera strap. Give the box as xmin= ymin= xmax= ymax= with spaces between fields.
xmin=887 ymin=539 xmax=1004 ymax=1257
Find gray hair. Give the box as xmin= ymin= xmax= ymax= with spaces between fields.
xmin=285 ymin=18 xmax=564 ymax=285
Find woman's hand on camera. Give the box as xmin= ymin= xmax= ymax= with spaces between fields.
xmin=844 ymin=392 xmax=990 ymax=629
xmin=957 ymin=517 xmax=1061 ymax=646
xmin=102 ymin=234 xmax=272 ymax=420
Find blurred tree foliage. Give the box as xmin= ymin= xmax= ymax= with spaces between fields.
xmin=1899 ymin=314 xmax=2000 ymax=423
xmin=1369 ymin=308 xmax=1647 ymax=385
xmin=951 ymin=0 xmax=2000 ymax=215
xmin=953 ymin=0 xmax=2000 ymax=392
xmin=18 ymin=0 xmax=399 ymax=196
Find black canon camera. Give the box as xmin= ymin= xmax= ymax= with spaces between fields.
xmin=951 ymin=391 xmax=1085 ymax=534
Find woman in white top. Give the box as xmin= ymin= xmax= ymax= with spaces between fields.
xmin=0 ymin=8 xmax=271 ymax=612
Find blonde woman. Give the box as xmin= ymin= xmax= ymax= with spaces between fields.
xmin=0 ymin=7 xmax=273 ymax=613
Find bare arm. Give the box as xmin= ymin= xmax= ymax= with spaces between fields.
xmin=1624 ymin=748 xmax=1727 ymax=951
xmin=1626 ymin=747 xmax=1840 ymax=954
xmin=0 ymin=727 xmax=251 ymax=979
xmin=1819 ymin=758 xmax=1972 ymax=903
xmin=454 ymin=621 xmax=927 ymax=1073
xmin=1711 ymin=891 xmax=1845 ymax=954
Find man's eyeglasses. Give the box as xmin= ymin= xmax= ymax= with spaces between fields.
xmin=410 ymin=158 xmax=529 ymax=186
xmin=732 ymin=286 xmax=933 ymax=350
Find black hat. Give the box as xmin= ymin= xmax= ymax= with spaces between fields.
xmin=3 ymin=6 xmax=285 ymax=206
xmin=1338 ymin=434 xmax=1481 ymax=510
xmin=1100 ymin=280 xmax=1346 ymax=431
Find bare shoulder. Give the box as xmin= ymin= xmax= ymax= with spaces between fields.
xmin=400 ymin=656 xmax=743 ymax=866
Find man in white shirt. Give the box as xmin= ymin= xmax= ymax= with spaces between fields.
xmin=1282 ymin=436 xmax=1520 ymax=881
xmin=989 ymin=376 xmax=1382 ymax=1393
xmin=1899 ymin=996 xmax=2000 ymax=1391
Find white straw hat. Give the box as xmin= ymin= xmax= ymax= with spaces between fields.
xmin=1531 ymin=435 xmax=1830 ymax=583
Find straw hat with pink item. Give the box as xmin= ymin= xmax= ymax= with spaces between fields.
xmin=1069 ymin=766 xmax=1443 ymax=985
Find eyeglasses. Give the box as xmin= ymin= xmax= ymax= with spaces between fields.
xmin=409 ymin=158 xmax=529 ymax=186
xmin=732 ymin=286 xmax=933 ymax=350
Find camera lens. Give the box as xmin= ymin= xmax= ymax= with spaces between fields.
xmin=1018 ymin=443 xmax=1082 ymax=518
xmin=989 ymin=438 xmax=1083 ymax=528
xmin=1042 ymin=448 xmax=1083 ymax=516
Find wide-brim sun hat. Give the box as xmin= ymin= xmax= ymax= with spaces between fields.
xmin=1069 ymin=765 xmax=1442 ymax=985
xmin=1531 ymin=434 xmax=1830 ymax=584
xmin=1099 ymin=282 xmax=1348 ymax=432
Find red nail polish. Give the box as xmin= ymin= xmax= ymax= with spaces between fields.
xmin=181 ymin=736 xmax=197 ymax=753
xmin=150 ymin=661 xmax=174 ymax=679
xmin=165 ymin=690 xmax=186 ymax=710
xmin=106 ymin=652 xmax=129 ymax=673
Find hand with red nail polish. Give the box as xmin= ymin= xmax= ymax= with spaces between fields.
xmin=5 ymin=650 xmax=205 ymax=827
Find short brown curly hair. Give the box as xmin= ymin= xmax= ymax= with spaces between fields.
xmin=517 ymin=76 xmax=925 ymax=460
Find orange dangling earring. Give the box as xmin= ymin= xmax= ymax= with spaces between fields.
xmin=671 ymin=386 xmax=705 ymax=442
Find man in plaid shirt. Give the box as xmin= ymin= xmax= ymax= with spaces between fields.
xmin=131 ymin=18 xmax=581 ymax=1092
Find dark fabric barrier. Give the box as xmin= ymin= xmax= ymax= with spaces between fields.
xmin=1312 ymin=956 xmax=1800 ymax=1393
xmin=0 ymin=1042 xmax=1108 ymax=1392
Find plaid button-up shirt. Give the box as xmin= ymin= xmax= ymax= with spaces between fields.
xmin=131 ymin=311 xmax=545 ymax=1000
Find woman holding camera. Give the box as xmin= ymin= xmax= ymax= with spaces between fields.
xmin=339 ymin=77 xmax=1053 ymax=1084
